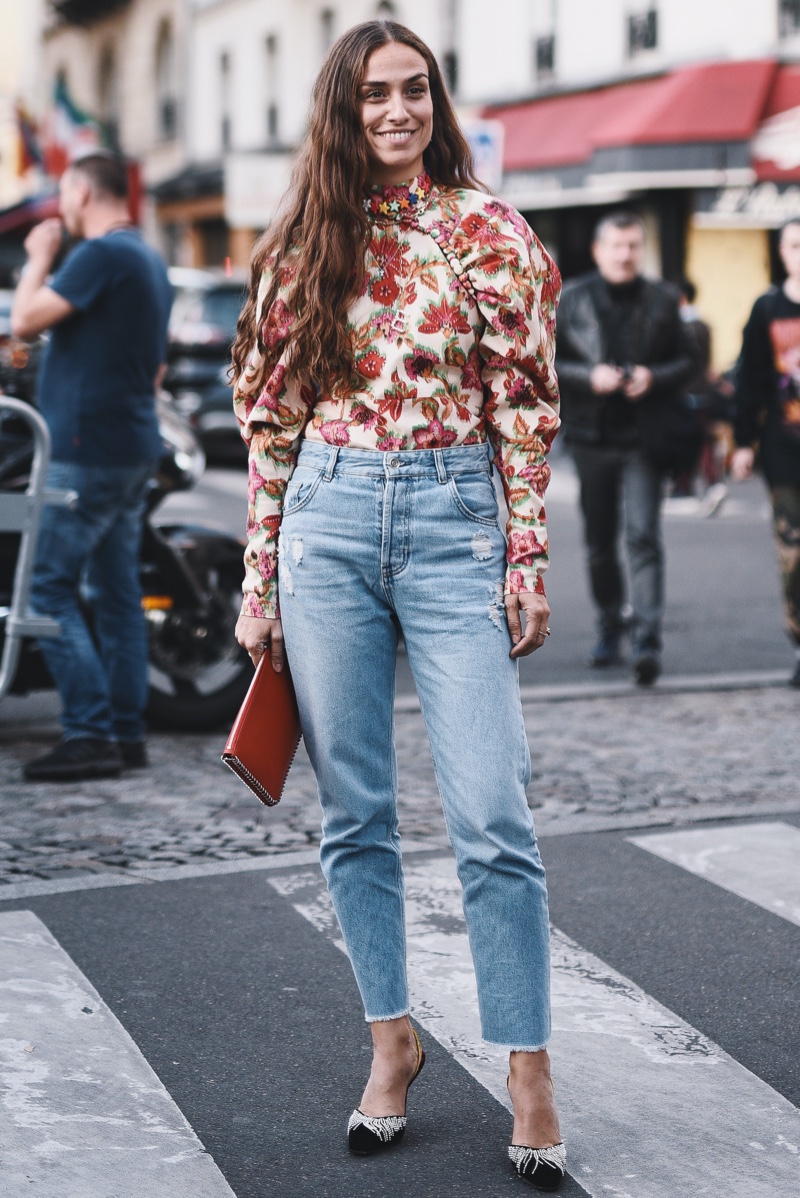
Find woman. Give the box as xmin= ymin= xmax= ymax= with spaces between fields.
xmin=232 ymin=20 xmax=565 ymax=1191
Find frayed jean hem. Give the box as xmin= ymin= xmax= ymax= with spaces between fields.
xmin=365 ymin=1009 xmax=411 ymax=1023
xmin=486 ymin=1039 xmax=550 ymax=1053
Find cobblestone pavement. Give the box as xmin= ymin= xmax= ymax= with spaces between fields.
xmin=0 ymin=686 xmax=798 ymax=886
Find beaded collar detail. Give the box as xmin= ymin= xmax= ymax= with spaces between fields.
xmin=363 ymin=172 xmax=433 ymax=221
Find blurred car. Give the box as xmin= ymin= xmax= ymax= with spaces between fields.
xmin=0 ymin=289 xmax=42 ymax=403
xmin=164 ymin=267 xmax=248 ymax=463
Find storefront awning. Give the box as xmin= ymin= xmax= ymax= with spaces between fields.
xmin=483 ymin=59 xmax=800 ymax=211
xmin=485 ymin=60 xmax=776 ymax=176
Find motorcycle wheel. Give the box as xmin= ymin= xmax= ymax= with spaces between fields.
xmin=145 ymin=557 xmax=252 ymax=732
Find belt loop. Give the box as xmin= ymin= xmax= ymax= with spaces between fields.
xmin=323 ymin=446 xmax=339 ymax=481
xmin=433 ymin=448 xmax=447 ymax=484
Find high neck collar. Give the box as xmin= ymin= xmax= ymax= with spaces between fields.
xmin=363 ymin=172 xmax=433 ymax=222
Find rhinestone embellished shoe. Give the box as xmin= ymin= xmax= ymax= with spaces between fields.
xmin=508 ymin=1142 xmax=567 ymax=1190
xmin=506 ymin=1072 xmax=566 ymax=1190
xmin=347 ymin=1026 xmax=426 ymax=1155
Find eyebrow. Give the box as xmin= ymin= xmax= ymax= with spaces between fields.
xmin=361 ymin=73 xmax=429 ymax=88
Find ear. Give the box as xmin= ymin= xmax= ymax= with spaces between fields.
xmin=71 ymin=174 xmax=91 ymax=208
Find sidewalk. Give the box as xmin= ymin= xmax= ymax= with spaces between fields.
xmin=1 ymin=683 xmax=798 ymax=889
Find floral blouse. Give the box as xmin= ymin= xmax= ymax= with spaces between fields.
xmin=234 ymin=172 xmax=561 ymax=619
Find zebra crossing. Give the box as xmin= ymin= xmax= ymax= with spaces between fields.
xmin=270 ymin=820 xmax=800 ymax=1198
xmin=0 ymin=818 xmax=798 ymax=1197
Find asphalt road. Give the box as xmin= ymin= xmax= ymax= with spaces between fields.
xmin=160 ymin=447 xmax=791 ymax=692
xmin=2 ymin=813 xmax=798 ymax=1197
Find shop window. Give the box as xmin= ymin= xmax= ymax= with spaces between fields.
xmin=779 ymin=0 xmax=800 ymax=37
xmin=627 ymin=8 xmax=658 ymax=56
xmin=199 ymin=219 xmax=229 ymax=268
xmin=534 ymin=34 xmax=555 ymax=81
xmin=155 ymin=19 xmax=178 ymax=142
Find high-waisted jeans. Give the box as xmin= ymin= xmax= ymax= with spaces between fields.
xmin=278 ymin=441 xmax=551 ymax=1049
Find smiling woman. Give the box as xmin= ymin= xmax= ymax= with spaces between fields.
xmin=229 ymin=19 xmax=566 ymax=1190
xmin=359 ymin=45 xmax=434 ymax=185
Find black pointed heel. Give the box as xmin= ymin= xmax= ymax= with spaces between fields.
xmin=347 ymin=1026 xmax=426 ymax=1155
xmin=508 ymin=1143 xmax=567 ymax=1190
xmin=506 ymin=1073 xmax=566 ymax=1190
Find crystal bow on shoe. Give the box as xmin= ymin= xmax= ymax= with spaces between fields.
xmin=508 ymin=1142 xmax=567 ymax=1190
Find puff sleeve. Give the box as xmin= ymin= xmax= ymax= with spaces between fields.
xmin=450 ymin=198 xmax=561 ymax=596
xmin=233 ymin=258 xmax=311 ymax=618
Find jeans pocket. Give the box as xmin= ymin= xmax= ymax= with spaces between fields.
xmin=448 ymin=473 xmax=499 ymax=526
xmin=283 ymin=468 xmax=324 ymax=516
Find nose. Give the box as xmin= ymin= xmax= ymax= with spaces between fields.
xmin=385 ymin=90 xmax=410 ymax=122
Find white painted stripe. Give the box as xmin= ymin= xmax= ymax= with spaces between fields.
xmin=271 ymin=855 xmax=800 ymax=1198
xmin=0 ymin=910 xmax=236 ymax=1198
xmin=629 ymin=821 xmax=800 ymax=927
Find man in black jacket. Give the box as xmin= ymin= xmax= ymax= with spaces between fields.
xmin=732 ymin=218 xmax=800 ymax=687
xmin=556 ymin=212 xmax=694 ymax=684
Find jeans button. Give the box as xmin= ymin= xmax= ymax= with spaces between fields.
xmin=389 ymin=456 xmax=400 ymax=468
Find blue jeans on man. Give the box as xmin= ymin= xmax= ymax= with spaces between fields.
xmin=26 ymin=460 xmax=153 ymax=776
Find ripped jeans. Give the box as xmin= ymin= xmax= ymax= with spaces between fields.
xmin=278 ymin=441 xmax=551 ymax=1049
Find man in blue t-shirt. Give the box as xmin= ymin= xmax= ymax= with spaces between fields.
xmin=11 ymin=152 xmax=172 ymax=781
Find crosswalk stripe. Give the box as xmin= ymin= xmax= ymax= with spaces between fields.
xmin=270 ymin=854 xmax=800 ymax=1198
xmin=628 ymin=821 xmax=800 ymax=927
xmin=0 ymin=910 xmax=235 ymax=1198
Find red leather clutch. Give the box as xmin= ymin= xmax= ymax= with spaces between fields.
xmin=221 ymin=655 xmax=302 ymax=806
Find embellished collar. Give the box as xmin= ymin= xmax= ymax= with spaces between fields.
xmin=363 ymin=172 xmax=433 ymax=221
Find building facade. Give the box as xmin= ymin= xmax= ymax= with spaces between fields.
xmin=19 ymin=1 xmax=800 ymax=366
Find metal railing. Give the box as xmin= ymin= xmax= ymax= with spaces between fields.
xmin=0 ymin=397 xmax=76 ymax=701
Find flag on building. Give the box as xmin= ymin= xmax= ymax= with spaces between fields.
xmin=15 ymin=102 xmax=43 ymax=176
xmin=42 ymin=75 xmax=103 ymax=177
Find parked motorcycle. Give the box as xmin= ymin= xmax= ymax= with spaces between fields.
xmin=0 ymin=370 xmax=253 ymax=730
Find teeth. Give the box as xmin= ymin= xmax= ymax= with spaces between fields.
xmin=380 ymin=132 xmax=414 ymax=140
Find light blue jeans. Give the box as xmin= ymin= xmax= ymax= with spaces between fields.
xmin=278 ymin=441 xmax=551 ymax=1049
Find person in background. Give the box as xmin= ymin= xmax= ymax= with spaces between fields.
xmin=677 ymin=277 xmax=731 ymax=512
xmin=556 ymin=212 xmax=694 ymax=685
xmin=11 ymin=151 xmax=172 ymax=780
xmin=732 ymin=217 xmax=800 ymax=688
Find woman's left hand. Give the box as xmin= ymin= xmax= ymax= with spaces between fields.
xmin=505 ymin=592 xmax=551 ymax=658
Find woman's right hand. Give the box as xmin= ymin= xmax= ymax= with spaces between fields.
xmin=235 ymin=615 xmax=285 ymax=672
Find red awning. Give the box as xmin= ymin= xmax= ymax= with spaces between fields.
xmin=485 ymin=60 xmax=778 ymax=174
xmin=752 ymin=64 xmax=800 ymax=181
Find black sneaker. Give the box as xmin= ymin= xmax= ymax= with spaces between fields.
xmin=23 ymin=738 xmax=123 ymax=783
xmin=633 ymin=647 xmax=662 ymax=687
xmin=588 ymin=634 xmax=623 ymax=668
xmin=118 ymin=740 xmax=148 ymax=769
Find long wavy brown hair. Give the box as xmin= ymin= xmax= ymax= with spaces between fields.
xmin=230 ymin=19 xmax=482 ymax=394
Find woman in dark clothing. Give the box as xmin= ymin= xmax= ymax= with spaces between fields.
xmin=732 ymin=218 xmax=800 ymax=686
